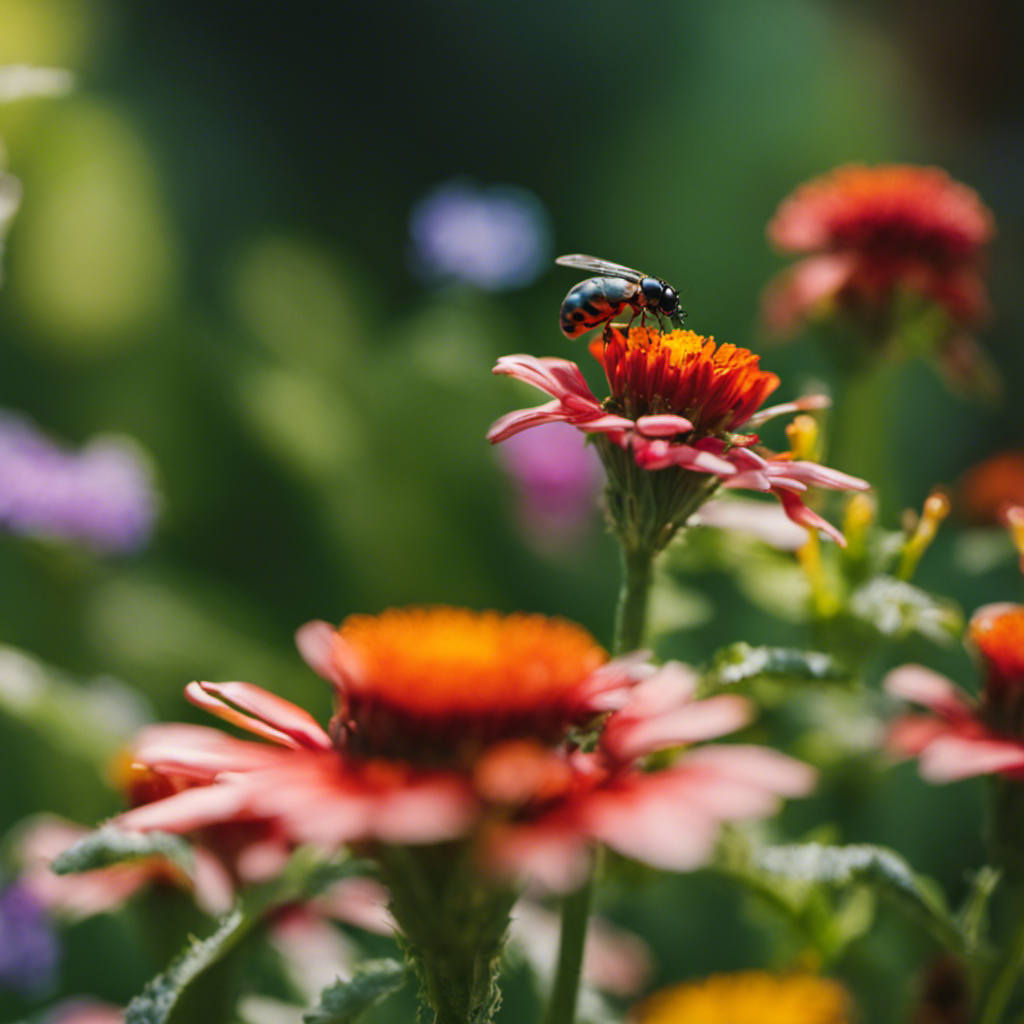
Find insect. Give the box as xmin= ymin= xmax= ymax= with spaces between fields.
xmin=556 ymin=254 xmax=686 ymax=338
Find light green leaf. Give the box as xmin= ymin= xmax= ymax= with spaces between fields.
xmin=126 ymin=907 xmax=249 ymax=1024
xmin=51 ymin=826 xmax=193 ymax=878
xmin=848 ymin=576 xmax=962 ymax=644
xmin=303 ymin=960 xmax=407 ymax=1023
xmin=753 ymin=842 xmax=967 ymax=953
xmin=702 ymin=643 xmax=853 ymax=695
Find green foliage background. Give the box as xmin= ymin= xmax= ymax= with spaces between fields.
xmin=2 ymin=1 xmax=1023 ymax=1021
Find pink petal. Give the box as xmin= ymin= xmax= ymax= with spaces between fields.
xmin=887 ymin=715 xmax=955 ymax=758
xmin=692 ymin=498 xmax=810 ymax=550
xmin=684 ymin=744 xmax=818 ymax=798
xmin=765 ymin=460 xmax=870 ymax=491
xmin=191 ymin=682 xmax=331 ymax=750
xmin=487 ymin=824 xmax=593 ymax=893
xmin=185 ymin=681 xmax=330 ymax=750
xmin=115 ymin=782 xmax=254 ymax=833
xmin=919 ymin=735 xmax=1024 ymax=783
xmin=606 ymin=696 xmax=751 ymax=762
xmin=317 ymin=877 xmax=395 ymax=935
xmin=585 ymin=787 xmax=720 ymax=871
xmin=370 ymin=779 xmax=477 ymax=844
xmin=632 ymin=438 xmax=737 ymax=476
xmin=743 ymin=394 xmax=832 ymax=429
xmin=191 ymin=847 xmax=236 ymax=915
xmin=635 ymin=414 xmax=695 ymax=437
xmin=131 ymin=733 xmax=285 ymax=780
xmin=492 ymin=355 xmax=595 ymax=404
xmin=883 ymin=664 xmax=974 ymax=719
xmin=295 ymin=620 xmax=346 ymax=689
xmin=487 ymin=401 xmax=572 ymax=443
xmin=773 ymin=487 xmax=846 ymax=546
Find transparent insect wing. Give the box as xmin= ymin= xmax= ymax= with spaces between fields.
xmin=555 ymin=254 xmax=646 ymax=283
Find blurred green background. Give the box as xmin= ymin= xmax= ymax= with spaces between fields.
xmin=1 ymin=1 xmax=1023 ymax=1020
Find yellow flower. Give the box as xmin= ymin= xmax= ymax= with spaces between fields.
xmin=633 ymin=971 xmax=851 ymax=1024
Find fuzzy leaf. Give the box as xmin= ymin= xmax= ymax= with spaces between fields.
xmin=125 ymin=906 xmax=249 ymax=1024
xmin=848 ymin=576 xmax=962 ymax=644
xmin=753 ymin=842 xmax=967 ymax=952
xmin=702 ymin=643 xmax=852 ymax=694
xmin=303 ymin=960 xmax=407 ymax=1023
xmin=51 ymin=826 xmax=194 ymax=878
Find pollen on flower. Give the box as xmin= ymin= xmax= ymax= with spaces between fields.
xmin=594 ymin=326 xmax=780 ymax=431
xmin=970 ymin=604 xmax=1024 ymax=696
xmin=333 ymin=607 xmax=608 ymax=753
xmin=633 ymin=971 xmax=851 ymax=1024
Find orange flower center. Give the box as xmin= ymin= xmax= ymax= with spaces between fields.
xmin=594 ymin=326 xmax=780 ymax=433
xmin=970 ymin=605 xmax=1024 ymax=696
xmin=332 ymin=607 xmax=607 ymax=760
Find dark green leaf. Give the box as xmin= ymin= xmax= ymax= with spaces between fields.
xmin=303 ymin=960 xmax=407 ymax=1023
xmin=51 ymin=826 xmax=194 ymax=878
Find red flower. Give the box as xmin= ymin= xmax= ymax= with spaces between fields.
xmin=958 ymin=452 xmax=1024 ymax=526
xmin=489 ymin=328 xmax=868 ymax=546
xmin=109 ymin=609 xmax=814 ymax=890
xmin=764 ymin=164 xmax=994 ymax=338
xmin=885 ymin=604 xmax=1024 ymax=782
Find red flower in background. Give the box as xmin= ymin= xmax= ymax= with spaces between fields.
xmin=886 ymin=604 xmax=1024 ymax=782
xmin=958 ymin=452 xmax=1024 ymax=526
xmin=762 ymin=164 xmax=995 ymax=392
xmin=764 ymin=164 xmax=993 ymax=334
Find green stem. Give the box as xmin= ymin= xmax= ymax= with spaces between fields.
xmin=827 ymin=361 xmax=902 ymax=515
xmin=540 ymin=856 xmax=598 ymax=1024
xmin=613 ymin=545 xmax=656 ymax=655
xmin=978 ymin=906 xmax=1024 ymax=1024
xmin=542 ymin=544 xmax=657 ymax=1024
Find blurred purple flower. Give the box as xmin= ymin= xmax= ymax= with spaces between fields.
xmin=408 ymin=179 xmax=552 ymax=291
xmin=496 ymin=421 xmax=602 ymax=553
xmin=0 ymin=882 xmax=59 ymax=996
xmin=0 ymin=412 xmax=158 ymax=554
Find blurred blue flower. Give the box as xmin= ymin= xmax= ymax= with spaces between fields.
xmin=0 ymin=882 xmax=59 ymax=996
xmin=495 ymin=421 xmax=602 ymax=554
xmin=408 ymin=179 xmax=552 ymax=291
xmin=0 ymin=412 xmax=158 ymax=554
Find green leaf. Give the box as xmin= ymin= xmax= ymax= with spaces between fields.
xmin=752 ymin=842 xmax=968 ymax=953
xmin=51 ymin=826 xmax=194 ymax=878
xmin=303 ymin=960 xmax=407 ymax=1023
xmin=848 ymin=576 xmax=962 ymax=644
xmin=702 ymin=643 xmax=853 ymax=695
xmin=126 ymin=906 xmax=250 ymax=1024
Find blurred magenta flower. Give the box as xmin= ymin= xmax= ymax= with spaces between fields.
xmin=0 ymin=881 xmax=60 ymax=996
xmin=495 ymin=421 xmax=602 ymax=553
xmin=0 ymin=412 xmax=158 ymax=553
xmin=408 ymin=178 xmax=552 ymax=290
